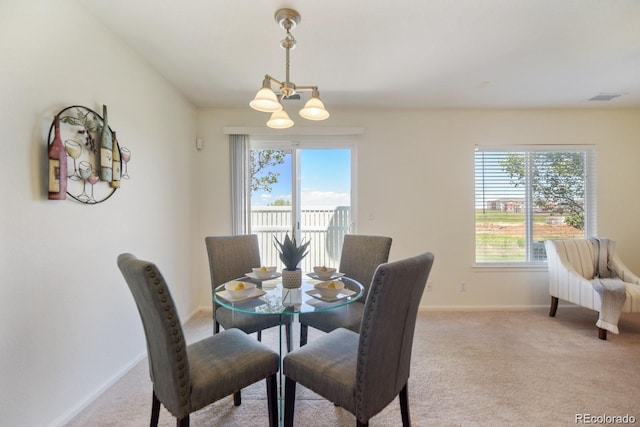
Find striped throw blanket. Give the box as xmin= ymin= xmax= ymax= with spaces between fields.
xmin=592 ymin=238 xmax=627 ymax=334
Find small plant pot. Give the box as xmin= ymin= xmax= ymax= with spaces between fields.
xmin=282 ymin=269 xmax=302 ymax=288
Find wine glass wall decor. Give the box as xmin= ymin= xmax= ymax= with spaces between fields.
xmin=47 ymin=105 xmax=132 ymax=204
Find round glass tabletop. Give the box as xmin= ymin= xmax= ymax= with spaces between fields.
xmin=214 ymin=274 xmax=364 ymax=315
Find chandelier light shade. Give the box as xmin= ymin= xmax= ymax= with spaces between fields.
xmin=250 ymin=8 xmax=329 ymax=129
xmin=267 ymin=109 xmax=294 ymax=129
xmin=299 ymin=88 xmax=330 ymax=120
xmin=249 ymin=78 xmax=282 ymax=113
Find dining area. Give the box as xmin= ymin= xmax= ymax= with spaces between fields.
xmin=116 ymin=232 xmax=434 ymax=426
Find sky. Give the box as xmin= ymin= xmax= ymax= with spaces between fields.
xmin=251 ymin=148 xmax=351 ymax=208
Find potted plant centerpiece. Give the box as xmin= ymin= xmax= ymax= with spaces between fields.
xmin=274 ymin=233 xmax=311 ymax=288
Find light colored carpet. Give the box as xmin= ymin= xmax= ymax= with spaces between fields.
xmin=66 ymin=308 xmax=640 ymax=426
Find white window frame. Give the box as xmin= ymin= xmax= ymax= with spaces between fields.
xmin=474 ymin=144 xmax=597 ymax=267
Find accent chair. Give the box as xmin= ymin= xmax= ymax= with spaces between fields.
xmin=545 ymin=238 xmax=640 ymax=340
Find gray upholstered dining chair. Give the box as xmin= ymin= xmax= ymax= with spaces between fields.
xmin=298 ymin=234 xmax=392 ymax=346
xmin=205 ymin=235 xmax=292 ymax=352
xmin=117 ymin=253 xmax=279 ymax=427
xmin=283 ymin=251 xmax=434 ymax=427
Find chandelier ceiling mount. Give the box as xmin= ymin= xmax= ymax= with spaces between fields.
xmin=249 ymin=8 xmax=329 ymax=129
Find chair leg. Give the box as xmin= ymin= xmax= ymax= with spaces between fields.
xmin=399 ymin=383 xmax=411 ymax=427
xmin=285 ymin=322 xmax=292 ymax=352
xmin=267 ymin=373 xmax=278 ymax=427
xmin=300 ymin=324 xmax=308 ymax=347
xmin=176 ymin=415 xmax=189 ymax=427
xmin=356 ymin=420 xmax=369 ymax=427
xmin=549 ymin=296 xmax=559 ymax=317
xmin=233 ymin=390 xmax=241 ymax=406
xmin=598 ymin=327 xmax=607 ymax=340
xmin=284 ymin=377 xmax=296 ymax=427
xmin=150 ymin=391 xmax=161 ymax=427
xmin=257 ymin=330 xmax=262 ymax=342
xmin=214 ymin=320 xmax=220 ymax=334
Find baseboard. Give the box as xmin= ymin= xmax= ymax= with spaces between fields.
xmin=418 ymin=304 xmax=550 ymax=312
xmin=418 ymin=303 xmax=585 ymax=312
xmin=49 ymin=349 xmax=147 ymax=427
xmin=196 ymin=306 xmax=213 ymax=316
xmin=50 ymin=307 xmax=208 ymax=427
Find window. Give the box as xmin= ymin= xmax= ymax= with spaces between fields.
xmin=474 ymin=145 xmax=596 ymax=264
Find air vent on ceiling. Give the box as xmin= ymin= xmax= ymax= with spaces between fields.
xmin=588 ymin=93 xmax=624 ymax=101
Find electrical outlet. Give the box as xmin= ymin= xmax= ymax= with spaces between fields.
xmin=460 ymin=282 xmax=467 ymax=292
xmin=426 ymin=281 xmax=433 ymax=292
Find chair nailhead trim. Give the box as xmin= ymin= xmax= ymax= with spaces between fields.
xmin=142 ymin=263 xmax=191 ymax=414
xmin=356 ymin=272 xmax=386 ymax=401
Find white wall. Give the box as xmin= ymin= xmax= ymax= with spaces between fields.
xmin=0 ymin=1 xmax=197 ymax=426
xmin=193 ymin=108 xmax=640 ymax=310
xmin=2 ymin=2 xmax=640 ymax=425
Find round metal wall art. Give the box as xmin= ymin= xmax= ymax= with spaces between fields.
xmin=47 ymin=105 xmax=131 ymax=204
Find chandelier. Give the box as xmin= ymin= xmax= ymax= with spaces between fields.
xmin=249 ymin=8 xmax=330 ymax=129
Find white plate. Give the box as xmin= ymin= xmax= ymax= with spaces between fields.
xmin=306 ymin=272 xmax=345 ymax=281
xmin=217 ymin=288 xmax=266 ymax=302
xmin=245 ymin=271 xmax=282 ymax=281
xmin=305 ymin=288 xmax=356 ymax=302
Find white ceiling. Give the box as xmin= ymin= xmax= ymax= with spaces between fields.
xmin=78 ymin=0 xmax=640 ymax=109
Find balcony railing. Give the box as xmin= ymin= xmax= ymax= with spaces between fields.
xmin=251 ymin=206 xmax=351 ymax=271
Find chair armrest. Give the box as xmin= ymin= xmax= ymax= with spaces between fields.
xmin=610 ymin=254 xmax=640 ymax=285
xmin=545 ymin=240 xmax=599 ymax=307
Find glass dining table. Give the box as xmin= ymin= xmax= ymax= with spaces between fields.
xmin=213 ymin=272 xmax=364 ymax=425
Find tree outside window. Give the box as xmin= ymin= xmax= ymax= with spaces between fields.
xmin=250 ymin=149 xmax=286 ymax=195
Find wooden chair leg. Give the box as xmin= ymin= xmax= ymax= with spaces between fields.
xmin=284 ymin=377 xmax=296 ymax=427
xmin=176 ymin=415 xmax=189 ymax=427
xmin=150 ymin=391 xmax=161 ymax=427
xmin=598 ymin=327 xmax=608 ymax=340
xmin=234 ymin=391 xmax=241 ymax=406
xmin=399 ymin=383 xmax=410 ymax=427
xmin=356 ymin=420 xmax=369 ymax=427
xmin=267 ymin=373 xmax=278 ymax=427
xmin=300 ymin=324 xmax=308 ymax=347
xmin=549 ymin=296 xmax=559 ymax=317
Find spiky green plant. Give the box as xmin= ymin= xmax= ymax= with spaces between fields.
xmin=273 ymin=233 xmax=311 ymax=271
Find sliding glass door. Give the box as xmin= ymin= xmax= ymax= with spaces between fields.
xmin=249 ymin=142 xmax=353 ymax=271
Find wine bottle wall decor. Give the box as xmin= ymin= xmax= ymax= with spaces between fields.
xmin=48 ymin=115 xmax=68 ymax=200
xmin=99 ymin=105 xmax=113 ymax=182
xmin=46 ymin=105 xmax=132 ymax=204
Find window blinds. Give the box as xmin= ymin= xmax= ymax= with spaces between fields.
xmin=474 ymin=146 xmax=596 ymax=264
